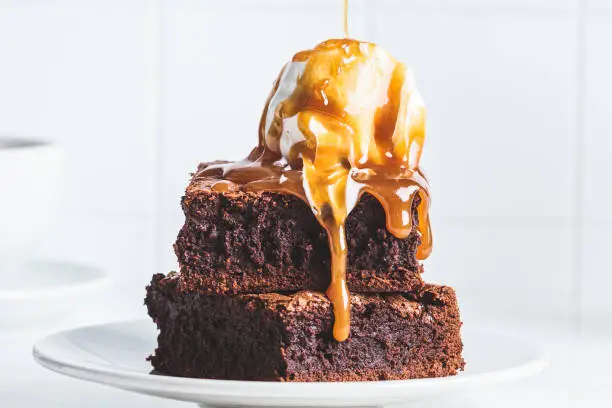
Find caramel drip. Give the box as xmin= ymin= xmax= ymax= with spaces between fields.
xmin=343 ymin=0 xmax=349 ymax=38
xmin=195 ymin=39 xmax=431 ymax=342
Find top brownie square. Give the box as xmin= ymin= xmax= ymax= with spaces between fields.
xmin=173 ymin=164 xmax=424 ymax=294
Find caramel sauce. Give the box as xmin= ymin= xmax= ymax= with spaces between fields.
xmin=196 ymin=39 xmax=431 ymax=342
xmin=343 ymin=0 xmax=349 ymax=38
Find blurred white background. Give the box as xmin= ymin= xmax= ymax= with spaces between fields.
xmin=1 ymin=0 xmax=611 ymax=406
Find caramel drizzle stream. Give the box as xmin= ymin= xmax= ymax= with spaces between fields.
xmin=197 ymin=39 xmax=431 ymax=342
xmin=343 ymin=0 xmax=349 ymax=38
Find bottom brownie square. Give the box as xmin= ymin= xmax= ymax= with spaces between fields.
xmin=145 ymin=273 xmax=464 ymax=382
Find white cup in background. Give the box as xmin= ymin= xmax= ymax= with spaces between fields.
xmin=0 ymin=137 xmax=62 ymax=273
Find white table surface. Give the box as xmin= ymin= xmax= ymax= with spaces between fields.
xmin=2 ymin=287 xmax=611 ymax=408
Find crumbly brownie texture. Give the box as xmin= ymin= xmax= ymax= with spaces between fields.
xmin=174 ymin=167 xmax=424 ymax=295
xmin=146 ymin=273 xmax=464 ymax=382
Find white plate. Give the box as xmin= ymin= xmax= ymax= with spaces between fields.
xmin=0 ymin=259 xmax=109 ymax=327
xmin=33 ymin=319 xmax=549 ymax=408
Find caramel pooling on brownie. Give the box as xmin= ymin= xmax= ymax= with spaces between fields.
xmin=197 ymin=39 xmax=431 ymax=342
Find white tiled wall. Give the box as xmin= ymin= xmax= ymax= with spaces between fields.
xmin=0 ymin=0 xmax=158 ymax=317
xmin=0 ymin=0 xmax=610 ymax=328
xmin=0 ymin=1 xmax=158 ymax=215
xmin=582 ymin=11 xmax=612 ymax=328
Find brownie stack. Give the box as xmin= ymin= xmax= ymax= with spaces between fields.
xmin=145 ymin=166 xmax=465 ymax=382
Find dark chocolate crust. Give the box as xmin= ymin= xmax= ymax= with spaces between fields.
xmin=174 ymin=166 xmax=424 ymax=295
xmin=146 ymin=273 xmax=464 ymax=382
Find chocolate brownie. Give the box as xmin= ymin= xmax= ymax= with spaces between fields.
xmin=174 ymin=168 xmax=424 ymax=295
xmin=146 ymin=273 xmax=464 ymax=382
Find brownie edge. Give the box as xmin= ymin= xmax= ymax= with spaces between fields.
xmin=146 ymin=273 xmax=464 ymax=382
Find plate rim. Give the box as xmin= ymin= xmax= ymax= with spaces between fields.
xmin=0 ymin=259 xmax=110 ymax=300
xmin=32 ymin=319 xmax=551 ymax=401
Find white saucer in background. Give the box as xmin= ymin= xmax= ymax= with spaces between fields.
xmin=33 ymin=319 xmax=549 ymax=408
xmin=0 ymin=259 xmax=110 ymax=328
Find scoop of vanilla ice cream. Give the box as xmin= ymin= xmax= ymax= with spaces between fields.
xmin=262 ymin=39 xmax=425 ymax=171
